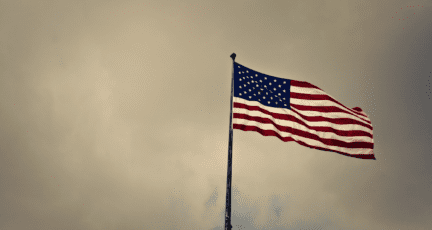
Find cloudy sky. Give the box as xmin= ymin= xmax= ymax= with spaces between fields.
xmin=1 ymin=0 xmax=432 ymax=229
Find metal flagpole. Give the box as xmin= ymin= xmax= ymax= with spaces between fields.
xmin=225 ymin=53 xmax=236 ymax=230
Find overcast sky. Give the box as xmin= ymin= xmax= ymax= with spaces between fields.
xmin=1 ymin=0 xmax=432 ymax=229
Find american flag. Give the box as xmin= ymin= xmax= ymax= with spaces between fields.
xmin=232 ymin=62 xmax=375 ymax=160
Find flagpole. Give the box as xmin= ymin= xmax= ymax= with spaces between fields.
xmin=224 ymin=53 xmax=236 ymax=230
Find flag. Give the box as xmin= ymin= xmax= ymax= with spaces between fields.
xmin=232 ymin=62 xmax=375 ymax=160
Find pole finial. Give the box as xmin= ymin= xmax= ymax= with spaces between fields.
xmin=230 ymin=53 xmax=236 ymax=62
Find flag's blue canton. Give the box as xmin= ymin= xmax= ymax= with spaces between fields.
xmin=233 ymin=62 xmax=291 ymax=110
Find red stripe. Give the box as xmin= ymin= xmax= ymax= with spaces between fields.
xmin=290 ymin=80 xmax=370 ymax=120
xmin=290 ymin=92 xmax=370 ymax=122
xmin=234 ymin=102 xmax=373 ymax=132
xmin=290 ymin=80 xmax=322 ymax=90
xmin=290 ymin=103 xmax=371 ymax=126
xmin=233 ymin=124 xmax=375 ymax=160
xmin=234 ymin=112 xmax=372 ymax=139
xmin=233 ymin=113 xmax=374 ymax=149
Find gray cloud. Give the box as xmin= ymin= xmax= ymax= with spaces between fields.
xmin=1 ymin=0 xmax=432 ymax=229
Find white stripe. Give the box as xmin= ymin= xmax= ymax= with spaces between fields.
xmin=233 ymin=107 xmax=373 ymax=143
xmin=234 ymin=106 xmax=372 ymax=139
xmin=290 ymin=98 xmax=370 ymax=124
xmin=291 ymin=85 xmax=326 ymax=95
xmin=290 ymin=102 xmax=370 ymax=126
xmin=233 ymin=118 xmax=374 ymax=156
xmin=291 ymin=86 xmax=370 ymax=122
xmin=234 ymin=97 xmax=373 ymax=133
